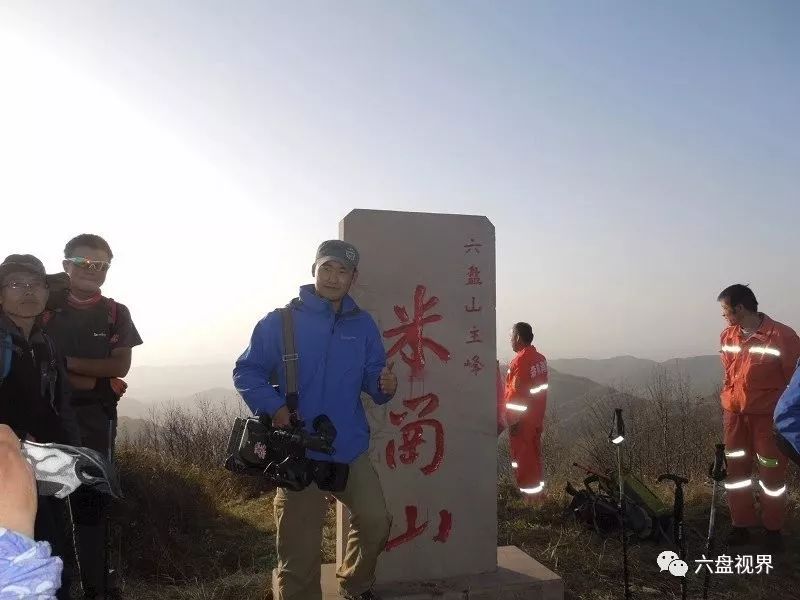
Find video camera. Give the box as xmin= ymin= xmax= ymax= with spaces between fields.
xmin=223 ymin=413 xmax=348 ymax=492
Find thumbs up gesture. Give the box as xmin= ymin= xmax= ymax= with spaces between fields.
xmin=379 ymin=362 xmax=398 ymax=398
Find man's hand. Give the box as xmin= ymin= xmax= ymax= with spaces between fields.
xmin=0 ymin=425 xmax=37 ymax=538
xmin=110 ymin=378 xmax=128 ymax=398
xmin=379 ymin=363 xmax=398 ymax=397
xmin=271 ymin=405 xmax=291 ymax=428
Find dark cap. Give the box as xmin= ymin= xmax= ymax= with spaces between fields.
xmin=0 ymin=254 xmax=68 ymax=290
xmin=312 ymin=240 xmax=360 ymax=275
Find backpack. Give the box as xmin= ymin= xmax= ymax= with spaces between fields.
xmin=565 ymin=470 xmax=673 ymax=543
xmin=41 ymin=296 xmax=118 ymax=330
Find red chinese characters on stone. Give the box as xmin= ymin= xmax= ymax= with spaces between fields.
xmin=433 ymin=509 xmax=453 ymax=543
xmin=385 ymin=393 xmax=443 ymax=475
xmin=385 ymin=505 xmax=453 ymax=551
xmin=464 ymin=354 xmax=484 ymax=375
xmin=465 ymin=266 xmax=482 ymax=286
xmin=383 ymin=285 xmax=451 ymax=378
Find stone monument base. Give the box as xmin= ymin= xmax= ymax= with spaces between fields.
xmin=312 ymin=546 xmax=562 ymax=600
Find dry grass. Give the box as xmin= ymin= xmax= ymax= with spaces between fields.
xmin=498 ymin=475 xmax=800 ymax=600
xmin=112 ymin=371 xmax=800 ymax=599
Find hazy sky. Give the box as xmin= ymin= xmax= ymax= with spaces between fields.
xmin=2 ymin=1 xmax=798 ymax=368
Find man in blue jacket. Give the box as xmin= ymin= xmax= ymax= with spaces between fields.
xmin=234 ymin=240 xmax=397 ymax=600
xmin=774 ymin=360 xmax=800 ymax=467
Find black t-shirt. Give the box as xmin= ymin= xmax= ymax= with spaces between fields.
xmin=0 ymin=316 xmax=80 ymax=444
xmin=44 ymin=297 xmax=143 ymax=402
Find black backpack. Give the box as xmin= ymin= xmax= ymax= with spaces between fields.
xmin=564 ymin=473 xmax=673 ymax=543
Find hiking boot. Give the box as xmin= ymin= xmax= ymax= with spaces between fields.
xmin=764 ymin=530 xmax=785 ymax=554
xmin=726 ymin=526 xmax=751 ymax=546
xmin=341 ymin=590 xmax=381 ymax=600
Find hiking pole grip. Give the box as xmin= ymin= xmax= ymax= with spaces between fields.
xmin=614 ymin=408 xmax=625 ymax=438
xmin=657 ymin=473 xmax=688 ymax=566
xmin=703 ymin=443 xmax=725 ymax=600
xmin=611 ymin=409 xmax=631 ymax=600
xmin=710 ymin=443 xmax=727 ymax=481
xmin=615 ymin=408 xmax=624 ymax=434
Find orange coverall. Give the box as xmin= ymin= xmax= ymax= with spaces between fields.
xmin=719 ymin=314 xmax=800 ymax=531
xmin=504 ymin=345 xmax=549 ymax=495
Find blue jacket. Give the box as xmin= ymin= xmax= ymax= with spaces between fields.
xmin=233 ymin=285 xmax=392 ymax=464
xmin=774 ymin=360 xmax=800 ymax=464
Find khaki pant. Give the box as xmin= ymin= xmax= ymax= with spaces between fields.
xmin=274 ymin=453 xmax=392 ymax=600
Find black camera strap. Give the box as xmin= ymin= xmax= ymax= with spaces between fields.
xmin=279 ymin=305 xmax=300 ymax=420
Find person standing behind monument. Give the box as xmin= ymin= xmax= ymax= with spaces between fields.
xmin=42 ymin=234 xmax=143 ymax=599
xmin=496 ymin=360 xmax=507 ymax=436
xmin=233 ymin=240 xmax=397 ymax=600
xmin=503 ymin=322 xmax=549 ymax=505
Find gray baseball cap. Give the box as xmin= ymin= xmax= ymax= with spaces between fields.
xmin=312 ymin=240 xmax=360 ymax=275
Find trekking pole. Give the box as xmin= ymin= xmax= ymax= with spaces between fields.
xmin=104 ymin=409 xmax=116 ymax=596
xmin=703 ymin=443 xmax=727 ymax=600
xmin=609 ymin=408 xmax=631 ymax=600
xmin=658 ymin=474 xmax=689 ymax=600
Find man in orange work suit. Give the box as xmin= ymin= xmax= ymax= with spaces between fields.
xmin=504 ymin=322 xmax=549 ymax=504
xmin=718 ymin=284 xmax=800 ymax=552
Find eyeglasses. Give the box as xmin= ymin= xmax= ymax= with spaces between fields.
xmin=65 ymin=257 xmax=111 ymax=272
xmin=1 ymin=281 xmax=48 ymax=292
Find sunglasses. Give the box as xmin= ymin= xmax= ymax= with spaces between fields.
xmin=1 ymin=280 xmax=48 ymax=292
xmin=65 ymin=257 xmax=111 ymax=272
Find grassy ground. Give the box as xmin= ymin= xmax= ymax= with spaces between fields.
xmin=496 ymin=477 xmax=800 ymax=600
xmin=111 ymin=389 xmax=800 ymax=599
xmin=113 ymin=459 xmax=800 ymax=599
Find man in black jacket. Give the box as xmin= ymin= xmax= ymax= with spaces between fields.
xmin=0 ymin=254 xmax=80 ymax=599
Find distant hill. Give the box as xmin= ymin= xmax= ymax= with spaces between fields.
xmin=546 ymin=369 xmax=625 ymax=425
xmin=548 ymin=354 xmax=722 ymax=397
xmin=117 ymin=416 xmax=156 ymax=443
xmin=499 ymin=363 xmax=625 ymax=425
xmin=126 ymin=363 xmax=235 ymax=401
xmin=117 ymin=387 xmax=247 ymax=420
xmin=116 ymin=397 xmax=153 ymax=420
xmin=124 ymin=356 xmax=715 ymax=428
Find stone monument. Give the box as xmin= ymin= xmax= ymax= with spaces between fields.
xmin=314 ymin=209 xmax=562 ymax=599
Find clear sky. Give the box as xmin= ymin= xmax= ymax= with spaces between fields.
xmin=2 ymin=1 xmax=798 ymax=367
